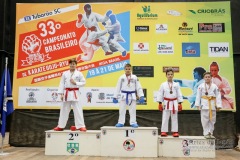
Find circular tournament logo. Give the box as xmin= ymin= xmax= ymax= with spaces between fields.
xmin=123 ymin=139 xmax=135 ymax=151
xmin=29 ymin=92 xmax=35 ymax=98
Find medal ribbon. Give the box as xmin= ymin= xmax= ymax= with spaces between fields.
xmin=126 ymin=74 xmax=131 ymax=86
xmin=168 ymin=82 xmax=173 ymax=93
xmin=204 ymin=82 xmax=211 ymax=95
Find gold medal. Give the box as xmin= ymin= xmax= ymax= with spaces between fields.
xmin=170 ymin=91 xmax=173 ymax=94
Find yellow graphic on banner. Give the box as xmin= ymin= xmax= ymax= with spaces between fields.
xmin=13 ymin=2 xmax=235 ymax=111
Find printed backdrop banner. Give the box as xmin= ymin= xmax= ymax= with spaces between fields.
xmin=14 ymin=2 xmax=235 ymax=111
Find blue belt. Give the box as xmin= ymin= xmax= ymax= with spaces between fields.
xmin=121 ymin=91 xmax=135 ymax=105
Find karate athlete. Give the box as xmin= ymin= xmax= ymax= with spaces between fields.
xmin=76 ymin=4 xmax=112 ymax=61
xmin=174 ymin=67 xmax=206 ymax=108
xmin=113 ymin=63 xmax=145 ymax=128
xmin=157 ymin=68 xmax=183 ymax=137
xmin=195 ymin=72 xmax=222 ymax=139
xmin=210 ymin=62 xmax=234 ymax=109
xmin=85 ymin=26 xmax=112 ymax=58
xmin=103 ymin=14 xmax=127 ymax=57
xmin=54 ymin=58 xmax=87 ymax=131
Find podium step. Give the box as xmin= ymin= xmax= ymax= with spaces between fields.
xmin=45 ymin=130 xmax=101 ymax=155
xmin=45 ymin=128 xmax=216 ymax=158
xmin=158 ymin=136 xmax=215 ymax=158
xmin=101 ymin=126 xmax=158 ymax=157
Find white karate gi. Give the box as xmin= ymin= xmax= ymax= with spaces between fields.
xmin=76 ymin=12 xmax=108 ymax=61
xmin=212 ymin=76 xmax=234 ymax=109
xmin=113 ymin=74 xmax=144 ymax=125
xmin=195 ymin=83 xmax=222 ymax=136
xmin=57 ymin=70 xmax=86 ymax=129
xmin=157 ymin=82 xmax=183 ymax=132
xmin=87 ymin=29 xmax=110 ymax=53
xmin=105 ymin=20 xmax=125 ymax=53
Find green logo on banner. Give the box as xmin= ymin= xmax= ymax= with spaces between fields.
xmin=67 ymin=143 xmax=79 ymax=154
xmin=189 ymin=10 xmax=196 ymax=14
xmin=137 ymin=6 xmax=158 ymax=19
xmin=188 ymin=9 xmax=225 ymax=15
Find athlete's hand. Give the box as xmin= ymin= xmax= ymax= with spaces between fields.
xmin=70 ymin=79 xmax=76 ymax=85
xmin=106 ymin=10 xmax=112 ymax=17
xmin=102 ymin=22 xmax=106 ymax=26
xmin=113 ymin=98 xmax=118 ymax=104
xmin=158 ymin=103 xmax=163 ymax=111
xmin=139 ymin=96 xmax=145 ymax=104
xmin=178 ymin=103 xmax=182 ymax=112
xmin=77 ymin=14 xmax=82 ymax=22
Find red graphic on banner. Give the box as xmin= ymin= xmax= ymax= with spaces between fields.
xmin=31 ymin=54 xmax=129 ymax=84
xmin=18 ymin=19 xmax=85 ymax=69
xmin=17 ymin=59 xmax=70 ymax=78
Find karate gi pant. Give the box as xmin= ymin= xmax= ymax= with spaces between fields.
xmin=118 ymin=100 xmax=137 ymax=125
xmin=161 ymin=110 xmax=178 ymax=132
xmin=201 ymin=109 xmax=216 ymax=136
xmin=57 ymin=101 xmax=85 ymax=129
xmin=109 ymin=34 xmax=125 ymax=53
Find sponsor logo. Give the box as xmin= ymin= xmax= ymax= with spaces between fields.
xmin=156 ymin=24 xmax=168 ymax=33
xmin=167 ymin=10 xmax=182 ymax=16
xmin=208 ymin=42 xmax=229 ymax=57
xmin=178 ymin=22 xmax=193 ymax=35
xmin=133 ymin=43 xmax=149 ymax=54
xmin=163 ymin=66 xmax=180 ymax=73
xmin=137 ymin=6 xmax=158 ymax=19
xmin=135 ymin=26 xmax=149 ymax=32
xmin=98 ymin=92 xmax=105 ymax=100
xmin=189 ymin=8 xmax=225 ymax=16
xmin=67 ymin=143 xmax=79 ymax=154
xmin=182 ymin=139 xmax=190 ymax=156
xmin=24 ymin=16 xmax=31 ymax=22
xmin=123 ymin=139 xmax=135 ymax=151
xmin=18 ymin=5 xmax=79 ymax=24
xmin=86 ymin=92 xmax=92 ymax=103
xmin=182 ymin=43 xmax=200 ymax=57
xmin=26 ymin=92 xmax=37 ymax=103
xmin=157 ymin=43 xmax=174 ymax=54
xmin=23 ymin=8 xmax=60 ymax=22
xmin=51 ymin=92 xmax=58 ymax=101
xmin=198 ymin=23 xmax=225 ymax=33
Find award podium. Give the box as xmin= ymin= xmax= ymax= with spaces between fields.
xmin=100 ymin=126 xmax=158 ymax=157
xmin=158 ymin=136 xmax=215 ymax=158
xmin=45 ymin=130 xmax=101 ymax=156
xmin=45 ymin=127 xmax=215 ymax=158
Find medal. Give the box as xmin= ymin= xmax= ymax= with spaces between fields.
xmin=168 ymin=82 xmax=173 ymax=94
xmin=204 ymin=83 xmax=211 ymax=96
xmin=126 ymin=74 xmax=131 ymax=87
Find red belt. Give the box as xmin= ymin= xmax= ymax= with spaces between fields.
xmin=164 ymin=97 xmax=177 ymax=114
xmin=65 ymin=88 xmax=79 ymax=101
